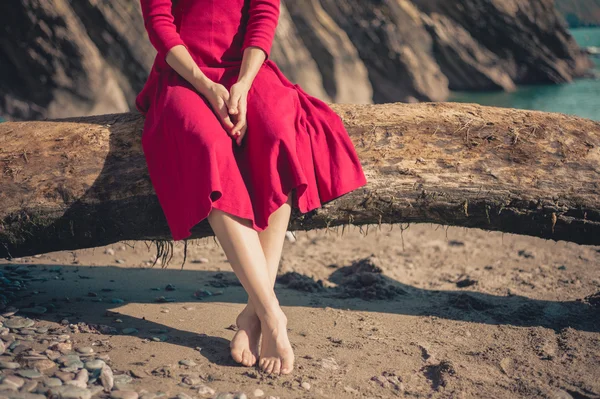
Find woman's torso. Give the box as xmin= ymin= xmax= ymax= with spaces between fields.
xmin=173 ymin=0 xmax=250 ymax=67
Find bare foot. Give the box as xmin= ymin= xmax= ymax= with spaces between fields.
xmin=258 ymin=307 xmax=295 ymax=375
xmin=230 ymin=305 xmax=261 ymax=367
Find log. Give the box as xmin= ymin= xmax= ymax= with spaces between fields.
xmin=1 ymin=102 xmax=599 ymax=260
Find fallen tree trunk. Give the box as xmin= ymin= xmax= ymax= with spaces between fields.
xmin=1 ymin=102 xmax=599 ymax=259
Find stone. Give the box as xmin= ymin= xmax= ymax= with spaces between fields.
xmin=176 ymin=394 xmax=193 ymax=399
xmin=51 ymin=343 xmax=72 ymax=353
xmin=178 ymin=359 xmax=196 ymax=367
xmin=48 ymin=385 xmax=92 ymax=399
xmin=16 ymin=369 xmax=43 ymax=379
xmin=21 ymin=380 xmax=38 ymax=392
xmin=44 ymin=378 xmax=63 ymax=387
xmin=2 ymin=375 xmax=25 ymax=389
xmin=76 ymin=347 xmax=93 ymax=355
xmin=320 ymin=357 xmax=339 ymax=371
xmin=0 ymin=340 xmax=4 ymax=355
xmin=253 ymin=389 xmax=264 ymax=397
xmin=32 ymin=359 xmax=57 ymax=373
xmin=3 ymin=318 xmax=35 ymax=329
xmin=121 ymin=328 xmax=138 ymax=335
xmin=54 ymin=372 xmax=75 ymax=383
xmin=0 ymin=383 xmax=18 ymax=392
xmin=105 ymin=248 xmax=115 ymax=256
xmin=197 ymin=385 xmax=215 ymax=396
xmin=301 ymin=382 xmax=311 ymax=390
xmin=58 ymin=355 xmax=82 ymax=367
xmin=110 ymin=391 xmax=139 ymax=399
xmin=182 ymin=376 xmax=202 ymax=386
xmin=84 ymin=359 xmax=105 ymax=370
xmin=100 ymin=365 xmax=114 ymax=392
xmin=0 ymin=361 xmax=20 ymax=369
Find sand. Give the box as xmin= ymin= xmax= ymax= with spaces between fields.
xmin=1 ymin=223 xmax=599 ymax=398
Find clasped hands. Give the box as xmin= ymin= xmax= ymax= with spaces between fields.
xmin=202 ymin=80 xmax=250 ymax=147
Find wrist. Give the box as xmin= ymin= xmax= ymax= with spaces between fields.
xmin=235 ymin=77 xmax=253 ymax=89
xmin=192 ymin=74 xmax=214 ymax=96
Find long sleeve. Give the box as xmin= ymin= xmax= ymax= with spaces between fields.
xmin=140 ymin=0 xmax=188 ymax=61
xmin=241 ymin=0 xmax=280 ymax=59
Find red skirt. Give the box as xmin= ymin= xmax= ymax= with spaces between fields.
xmin=136 ymin=59 xmax=368 ymax=241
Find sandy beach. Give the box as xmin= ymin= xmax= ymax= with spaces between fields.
xmin=1 ymin=223 xmax=599 ymax=398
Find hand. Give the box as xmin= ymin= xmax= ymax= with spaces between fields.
xmin=227 ymin=81 xmax=250 ymax=147
xmin=201 ymin=82 xmax=235 ymax=134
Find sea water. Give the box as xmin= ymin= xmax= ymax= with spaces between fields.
xmin=450 ymin=27 xmax=600 ymax=121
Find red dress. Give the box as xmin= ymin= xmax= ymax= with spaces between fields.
xmin=136 ymin=0 xmax=368 ymax=241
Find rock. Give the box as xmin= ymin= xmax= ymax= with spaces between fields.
xmin=0 ymin=361 xmax=20 ymax=369
xmin=105 ymin=248 xmax=115 ymax=256
xmin=2 ymin=393 xmax=45 ymax=399
xmin=22 ymin=380 xmax=38 ymax=392
xmin=0 ymin=340 xmax=4 ymax=355
xmin=2 ymin=375 xmax=25 ymax=389
xmin=192 ymin=258 xmax=209 ymax=264
xmin=16 ymin=369 xmax=44 ymax=379
xmin=113 ymin=374 xmax=133 ymax=389
xmin=165 ymin=284 xmax=176 ymax=291
xmin=553 ymin=389 xmax=574 ymax=399
xmin=31 ymin=359 xmax=57 ymax=373
xmin=58 ymin=355 xmax=82 ymax=367
xmin=44 ymin=378 xmax=63 ymax=387
xmin=49 ymin=385 xmax=92 ymax=399
xmin=320 ymin=357 xmax=340 ymax=371
xmin=344 ymin=386 xmax=359 ymax=394
xmin=110 ymin=391 xmax=139 ymax=399
xmin=50 ymin=343 xmax=72 ymax=353
xmin=54 ymin=371 xmax=75 ymax=383
xmin=0 ymin=383 xmax=18 ymax=392
xmin=84 ymin=360 xmax=105 ymax=371
xmin=253 ymin=389 xmax=264 ymax=397
xmin=178 ymin=359 xmax=196 ymax=367
xmin=197 ymin=385 xmax=215 ymax=396
xmin=121 ymin=328 xmax=138 ymax=335
xmin=176 ymin=394 xmax=193 ymax=399
xmin=76 ymin=347 xmax=93 ymax=355
xmin=115 ymin=259 xmax=125 ymax=264
xmin=111 ymin=299 xmax=125 ymax=304
xmin=499 ymin=357 xmax=514 ymax=376
xmin=3 ymin=318 xmax=35 ymax=329
xmin=100 ymin=364 xmax=114 ymax=392
xmin=182 ymin=376 xmax=202 ymax=386
xmin=300 ymin=382 xmax=311 ymax=390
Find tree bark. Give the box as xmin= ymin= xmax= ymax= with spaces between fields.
xmin=1 ymin=102 xmax=599 ymax=259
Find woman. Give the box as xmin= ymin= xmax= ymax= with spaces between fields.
xmin=136 ymin=0 xmax=367 ymax=375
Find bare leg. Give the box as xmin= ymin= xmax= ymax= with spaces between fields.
xmin=229 ymin=192 xmax=293 ymax=373
xmin=207 ymin=203 xmax=294 ymax=375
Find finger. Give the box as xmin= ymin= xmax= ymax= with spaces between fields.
xmin=228 ymin=93 xmax=240 ymax=115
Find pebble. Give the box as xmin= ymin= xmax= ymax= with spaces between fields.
xmin=105 ymin=248 xmax=115 ymax=256
xmin=0 ymin=382 xmax=18 ymax=392
xmin=58 ymin=354 xmax=82 ymax=367
xmin=178 ymin=359 xmax=196 ymax=367
xmin=44 ymin=378 xmax=63 ymax=387
xmin=320 ymin=357 xmax=340 ymax=371
xmin=48 ymin=385 xmax=92 ymax=399
xmin=113 ymin=374 xmax=133 ymax=386
xmin=76 ymin=347 xmax=94 ymax=355
xmin=115 ymin=259 xmax=125 ymax=264
xmin=0 ymin=340 xmax=4 ymax=355
xmin=2 ymin=375 xmax=25 ymax=389
xmin=85 ymin=359 xmax=105 ymax=370
xmin=22 ymin=380 xmax=38 ymax=392
xmin=111 ymin=298 xmax=125 ymax=304
xmin=31 ymin=359 xmax=57 ymax=373
xmin=176 ymin=394 xmax=193 ymax=399
xmin=54 ymin=371 xmax=75 ymax=382
xmin=50 ymin=342 xmax=72 ymax=353
xmin=197 ymin=385 xmax=215 ymax=396
xmin=253 ymin=389 xmax=264 ymax=397
xmin=100 ymin=364 xmax=114 ymax=391
xmin=16 ymin=369 xmax=43 ymax=379
xmin=3 ymin=317 xmax=35 ymax=329
xmin=301 ymin=382 xmax=311 ymax=390
xmin=165 ymin=284 xmax=176 ymax=291
xmin=122 ymin=328 xmax=139 ymax=335
xmin=110 ymin=391 xmax=139 ymax=399
xmin=0 ymin=361 xmax=20 ymax=369
xmin=182 ymin=376 xmax=202 ymax=386
xmin=193 ymin=258 xmax=209 ymax=264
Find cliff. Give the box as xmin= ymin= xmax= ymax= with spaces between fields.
xmin=555 ymin=0 xmax=600 ymax=27
xmin=0 ymin=0 xmax=593 ymax=120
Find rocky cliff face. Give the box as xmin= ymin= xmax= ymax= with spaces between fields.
xmin=0 ymin=0 xmax=593 ymax=120
xmin=555 ymin=0 xmax=600 ymax=27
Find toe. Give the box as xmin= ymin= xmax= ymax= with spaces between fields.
xmin=273 ymin=358 xmax=281 ymax=375
xmin=265 ymin=359 xmax=275 ymax=374
xmin=230 ymin=348 xmax=243 ymax=364
xmin=281 ymin=356 xmax=294 ymax=374
xmin=241 ymin=350 xmax=249 ymax=366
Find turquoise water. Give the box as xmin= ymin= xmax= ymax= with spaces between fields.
xmin=450 ymin=27 xmax=600 ymax=121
